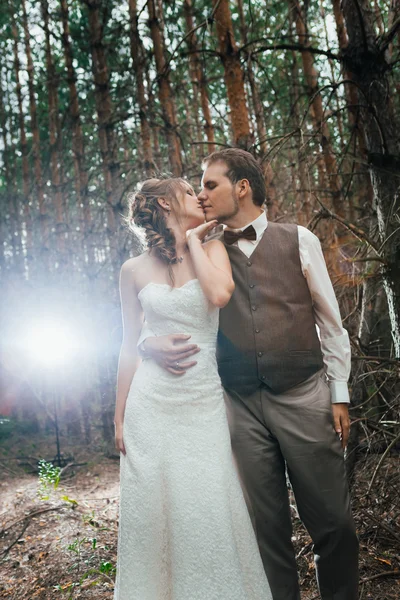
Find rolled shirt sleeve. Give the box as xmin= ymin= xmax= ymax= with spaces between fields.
xmin=137 ymin=322 xmax=156 ymax=357
xmin=298 ymin=226 xmax=351 ymax=404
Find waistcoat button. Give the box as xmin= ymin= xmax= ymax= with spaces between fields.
xmin=247 ymin=261 xmax=252 ymax=267
xmin=249 ymin=283 xmax=255 ymax=288
xmin=251 ymin=305 xmax=257 ymax=311
xmin=255 ymin=329 xmax=260 ymax=333
xmin=258 ymin=351 xmax=263 ymax=357
xmin=261 ymin=375 xmax=266 ymax=380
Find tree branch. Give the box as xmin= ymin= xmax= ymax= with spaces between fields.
xmin=310 ymin=206 xmax=382 ymax=255
xmin=379 ymin=16 xmax=400 ymax=53
xmin=248 ymin=43 xmax=340 ymax=61
xmin=367 ymin=431 xmax=400 ymax=493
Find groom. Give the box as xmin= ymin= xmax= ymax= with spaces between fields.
xmin=140 ymin=148 xmax=359 ymax=600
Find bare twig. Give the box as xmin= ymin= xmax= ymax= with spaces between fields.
xmin=0 ymin=462 xmax=18 ymax=476
xmin=313 ymin=206 xmax=382 ymax=255
xmin=367 ymin=431 xmax=400 ymax=494
xmin=59 ymin=462 xmax=87 ymax=477
xmin=162 ymin=0 xmax=224 ymax=75
xmin=351 ymin=355 xmax=400 ymax=366
xmin=360 ymin=570 xmax=400 ymax=583
xmin=379 ymin=16 xmax=400 ymax=53
xmin=0 ymin=505 xmax=69 ymax=538
xmin=363 ymin=511 xmax=400 ymax=544
xmin=1 ymin=519 xmax=31 ymax=557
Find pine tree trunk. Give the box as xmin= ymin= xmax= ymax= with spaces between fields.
xmin=182 ymin=93 xmax=198 ymax=171
xmin=0 ymin=76 xmax=20 ymax=269
xmin=85 ymin=0 xmax=120 ymax=233
xmin=331 ymin=0 xmax=373 ymax=218
xmin=288 ymin=41 xmax=312 ymax=224
xmin=319 ymin=0 xmax=345 ymax=150
xmin=146 ymin=69 xmax=162 ymax=168
xmin=341 ymin=0 xmax=400 ymax=356
xmin=212 ymin=0 xmax=251 ymax=148
xmin=236 ymin=0 xmax=266 ymax=154
xmin=387 ymin=0 xmax=400 ymax=61
xmin=290 ymin=0 xmax=342 ymax=215
xmin=129 ymin=0 xmax=155 ymax=176
xmin=182 ymin=0 xmax=202 ymax=152
xmin=22 ymin=0 xmax=47 ymax=251
xmin=147 ymin=0 xmax=182 ymax=175
xmin=10 ymin=9 xmax=32 ymax=259
xmin=60 ymin=0 xmax=90 ymax=235
xmin=41 ymin=0 xmax=66 ymax=260
xmin=235 ymin=0 xmax=277 ymax=216
xmin=331 ymin=0 xmax=364 ymax=148
xmin=183 ymin=0 xmax=215 ymax=153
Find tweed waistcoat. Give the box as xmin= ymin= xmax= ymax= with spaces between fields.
xmin=217 ymin=222 xmax=324 ymax=395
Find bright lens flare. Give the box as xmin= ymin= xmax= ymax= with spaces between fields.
xmin=22 ymin=322 xmax=81 ymax=367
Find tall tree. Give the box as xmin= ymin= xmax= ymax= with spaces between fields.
xmin=0 ymin=72 xmax=19 ymax=268
xmin=290 ymin=0 xmax=343 ymax=215
xmin=85 ymin=0 xmax=121 ymax=233
xmin=212 ymin=0 xmax=251 ymax=148
xmin=341 ymin=0 xmax=400 ymax=356
xmin=60 ymin=0 xmax=90 ymax=236
xmin=147 ymin=0 xmax=183 ymax=175
xmin=235 ymin=0 xmax=277 ymax=216
xmin=236 ymin=0 xmax=266 ymax=154
xmin=10 ymin=7 xmax=32 ymax=257
xmin=128 ymin=0 xmax=155 ymax=176
xmin=183 ymin=0 xmax=215 ymax=153
xmin=41 ymin=0 xmax=66 ymax=258
xmin=288 ymin=38 xmax=312 ymax=224
xmin=331 ymin=0 xmax=373 ymax=217
xmin=22 ymin=0 xmax=47 ymax=250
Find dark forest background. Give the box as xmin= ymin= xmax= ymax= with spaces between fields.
xmin=0 ymin=0 xmax=399 ymax=598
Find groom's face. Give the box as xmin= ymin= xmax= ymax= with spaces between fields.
xmin=198 ymin=161 xmax=239 ymax=223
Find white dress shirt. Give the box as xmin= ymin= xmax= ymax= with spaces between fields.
xmin=226 ymin=211 xmax=350 ymax=404
xmin=138 ymin=211 xmax=351 ymax=404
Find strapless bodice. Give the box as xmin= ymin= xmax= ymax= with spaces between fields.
xmin=138 ymin=279 xmax=219 ymax=348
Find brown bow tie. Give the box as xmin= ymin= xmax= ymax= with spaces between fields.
xmin=224 ymin=225 xmax=257 ymax=245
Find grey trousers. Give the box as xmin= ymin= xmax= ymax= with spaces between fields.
xmin=224 ymin=369 xmax=359 ymax=600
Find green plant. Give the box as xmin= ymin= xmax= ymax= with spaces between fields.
xmin=53 ymin=529 xmax=116 ymax=597
xmin=37 ymin=459 xmax=61 ymax=500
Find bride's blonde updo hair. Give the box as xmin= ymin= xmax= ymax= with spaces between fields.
xmin=128 ymin=177 xmax=187 ymax=265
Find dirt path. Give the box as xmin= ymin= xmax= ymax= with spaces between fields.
xmin=1 ymin=451 xmax=398 ymax=599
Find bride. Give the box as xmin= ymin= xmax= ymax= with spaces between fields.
xmin=113 ymin=177 xmax=271 ymax=600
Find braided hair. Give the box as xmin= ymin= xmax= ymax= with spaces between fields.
xmin=128 ymin=177 xmax=187 ymax=267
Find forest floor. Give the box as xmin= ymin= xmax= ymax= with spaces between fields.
xmin=0 ymin=431 xmax=399 ymax=599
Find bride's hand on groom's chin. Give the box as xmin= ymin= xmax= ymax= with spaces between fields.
xmin=187 ymin=220 xmax=218 ymax=243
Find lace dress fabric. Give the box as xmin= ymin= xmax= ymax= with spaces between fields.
xmin=114 ymin=279 xmax=272 ymax=600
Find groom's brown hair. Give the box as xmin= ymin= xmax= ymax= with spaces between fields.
xmin=202 ymin=148 xmax=266 ymax=207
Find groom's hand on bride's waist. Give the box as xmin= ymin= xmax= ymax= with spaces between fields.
xmin=142 ymin=334 xmax=200 ymax=375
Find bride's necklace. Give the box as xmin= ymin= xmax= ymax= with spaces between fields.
xmin=176 ymin=245 xmax=189 ymax=263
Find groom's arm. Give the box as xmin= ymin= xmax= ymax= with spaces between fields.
xmin=137 ymin=324 xmax=200 ymax=375
xmin=298 ymin=226 xmax=351 ymax=447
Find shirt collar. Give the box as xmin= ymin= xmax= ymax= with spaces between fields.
xmin=225 ymin=210 xmax=268 ymax=241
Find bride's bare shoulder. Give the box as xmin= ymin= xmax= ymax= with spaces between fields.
xmin=121 ymin=251 xmax=151 ymax=273
xmin=121 ymin=252 xmax=159 ymax=291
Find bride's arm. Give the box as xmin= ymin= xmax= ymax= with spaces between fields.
xmin=187 ymin=222 xmax=234 ymax=308
xmin=114 ymin=259 xmax=144 ymax=454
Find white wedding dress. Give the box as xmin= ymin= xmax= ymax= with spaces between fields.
xmin=114 ymin=278 xmax=272 ymax=600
